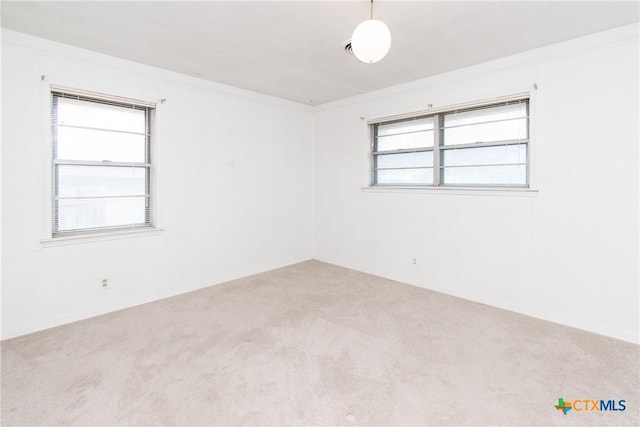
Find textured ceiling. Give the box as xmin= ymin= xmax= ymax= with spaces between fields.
xmin=1 ymin=1 xmax=638 ymax=105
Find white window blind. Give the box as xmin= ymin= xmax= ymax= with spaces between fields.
xmin=51 ymin=91 xmax=153 ymax=236
xmin=372 ymin=98 xmax=530 ymax=187
xmin=374 ymin=117 xmax=435 ymax=185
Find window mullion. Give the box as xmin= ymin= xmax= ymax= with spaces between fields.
xmin=439 ymin=139 xmax=529 ymax=151
xmin=433 ymin=114 xmax=442 ymax=187
xmin=54 ymin=159 xmax=151 ymax=167
xmin=373 ymin=147 xmax=433 ymax=156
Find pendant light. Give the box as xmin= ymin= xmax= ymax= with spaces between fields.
xmin=351 ymin=0 xmax=392 ymax=64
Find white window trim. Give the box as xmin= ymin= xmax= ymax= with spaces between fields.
xmin=361 ymin=186 xmax=538 ymax=197
xmin=40 ymin=227 xmax=164 ymax=248
xmin=40 ymin=81 xmax=164 ymax=245
xmin=362 ymin=91 xmax=539 ymax=194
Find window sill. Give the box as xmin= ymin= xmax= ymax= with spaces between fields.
xmin=361 ymin=186 xmax=539 ymax=197
xmin=41 ymin=227 xmax=164 ymax=248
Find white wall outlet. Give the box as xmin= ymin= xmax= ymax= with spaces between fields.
xmin=411 ymin=257 xmax=418 ymax=266
xmin=101 ymin=278 xmax=109 ymax=289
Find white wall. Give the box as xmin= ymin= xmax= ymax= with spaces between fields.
xmin=313 ymin=24 xmax=639 ymax=343
xmin=1 ymin=30 xmax=314 ymax=339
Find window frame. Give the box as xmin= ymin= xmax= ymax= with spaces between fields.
xmin=50 ymin=89 xmax=155 ymax=238
xmin=371 ymin=96 xmax=531 ymax=189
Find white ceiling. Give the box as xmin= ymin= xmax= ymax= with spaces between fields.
xmin=1 ymin=1 xmax=638 ymax=105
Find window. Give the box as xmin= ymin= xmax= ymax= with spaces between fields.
xmin=51 ymin=90 xmax=153 ymax=236
xmin=372 ymin=98 xmax=529 ymax=187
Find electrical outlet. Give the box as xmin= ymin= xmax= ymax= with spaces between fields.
xmin=411 ymin=257 xmax=418 ymax=266
xmin=101 ymin=278 xmax=109 ymax=289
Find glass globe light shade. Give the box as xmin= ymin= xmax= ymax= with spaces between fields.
xmin=351 ymin=19 xmax=391 ymax=64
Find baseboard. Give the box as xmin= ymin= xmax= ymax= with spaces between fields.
xmin=312 ymin=256 xmax=639 ymax=345
xmin=1 ymin=255 xmax=313 ymax=341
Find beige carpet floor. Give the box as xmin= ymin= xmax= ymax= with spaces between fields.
xmin=1 ymin=260 xmax=638 ymax=426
